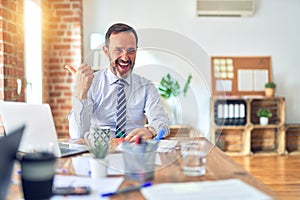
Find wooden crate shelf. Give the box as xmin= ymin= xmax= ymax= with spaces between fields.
xmin=215 ymin=128 xmax=244 ymax=152
xmin=251 ymin=128 xmax=277 ymax=152
xmin=286 ymin=124 xmax=300 ymax=155
xmin=211 ymin=96 xmax=285 ymax=155
xmin=250 ymin=97 xmax=285 ymax=125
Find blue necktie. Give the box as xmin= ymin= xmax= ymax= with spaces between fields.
xmin=116 ymin=79 xmax=126 ymax=138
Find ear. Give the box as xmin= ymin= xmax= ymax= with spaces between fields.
xmin=103 ymin=45 xmax=109 ymax=57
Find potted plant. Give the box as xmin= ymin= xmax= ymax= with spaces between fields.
xmin=264 ymin=81 xmax=276 ymax=97
xmin=84 ymin=129 xmax=110 ymax=178
xmin=256 ymin=108 xmax=272 ymax=125
xmin=88 ymin=139 xmax=108 ymax=159
xmin=158 ymin=73 xmax=192 ymax=124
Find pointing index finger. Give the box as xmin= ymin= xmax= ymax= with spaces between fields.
xmin=65 ymin=65 xmax=77 ymax=75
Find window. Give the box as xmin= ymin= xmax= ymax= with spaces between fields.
xmin=24 ymin=0 xmax=42 ymax=103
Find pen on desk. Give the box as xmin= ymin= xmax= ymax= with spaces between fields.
xmin=100 ymin=182 xmax=152 ymax=197
xmin=55 ymin=168 xmax=66 ymax=174
xmin=154 ymin=128 xmax=166 ymax=140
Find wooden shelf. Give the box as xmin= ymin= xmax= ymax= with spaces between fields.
xmin=211 ymin=96 xmax=286 ymax=155
xmin=214 ymin=126 xmax=247 ymax=129
xmin=252 ymin=124 xmax=283 ymax=129
xmin=286 ymin=124 xmax=300 ymax=154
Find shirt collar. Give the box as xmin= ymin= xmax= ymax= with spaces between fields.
xmin=105 ymin=66 xmax=131 ymax=86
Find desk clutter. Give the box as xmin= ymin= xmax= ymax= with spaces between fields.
xmin=50 ymin=139 xmax=269 ymax=199
xmin=7 ymin=137 xmax=277 ymax=199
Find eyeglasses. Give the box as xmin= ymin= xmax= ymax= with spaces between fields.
xmin=113 ymin=47 xmax=137 ymax=55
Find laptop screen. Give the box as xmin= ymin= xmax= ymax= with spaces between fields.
xmin=0 ymin=125 xmax=25 ymax=199
xmin=0 ymin=101 xmax=61 ymax=157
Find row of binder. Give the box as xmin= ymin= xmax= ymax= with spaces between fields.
xmin=214 ymin=100 xmax=247 ymax=126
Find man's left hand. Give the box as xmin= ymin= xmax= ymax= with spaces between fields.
xmin=125 ymin=127 xmax=155 ymax=142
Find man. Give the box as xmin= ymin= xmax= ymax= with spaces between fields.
xmin=67 ymin=23 xmax=169 ymax=142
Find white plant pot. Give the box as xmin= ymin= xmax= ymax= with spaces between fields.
xmin=89 ymin=157 xmax=107 ymax=179
xmin=259 ymin=117 xmax=269 ymax=125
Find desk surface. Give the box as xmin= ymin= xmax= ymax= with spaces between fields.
xmin=7 ymin=138 xmax=277 ymax=200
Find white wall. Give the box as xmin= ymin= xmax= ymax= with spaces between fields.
xmin=83 ymin=0 xmax=300 ymax=135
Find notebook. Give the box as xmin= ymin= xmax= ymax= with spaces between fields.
xmin=0 ymin=125 xmax=25 ymax=199
xmin=0 ymin=101 xmax=88 ymax=157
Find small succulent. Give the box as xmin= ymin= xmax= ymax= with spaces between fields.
xmin=265 ymin=82 xmax=276 ymax=89
xmin=257 ymin=108 xmax=272 ymax=118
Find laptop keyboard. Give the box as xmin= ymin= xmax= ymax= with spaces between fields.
xmin=60 ymin=147 xmax=78 ymax=154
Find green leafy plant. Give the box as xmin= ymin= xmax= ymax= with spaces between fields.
xmin=158 ymin=73 xmax=192 ymax=99
xmin=88 ymin=140 xmax=108 ymax=159
xmin=265 ymin=82 xmax=276 ymax=89
xmin=256 ymin=108 xmax=272 ymax=118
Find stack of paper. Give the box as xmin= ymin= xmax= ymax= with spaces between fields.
xmin=141 ymin=179 xmax=272 ymax=200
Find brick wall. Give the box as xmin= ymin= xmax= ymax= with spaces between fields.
xmin=0 ymin=1 xmax=3 ymax=101
xmin=0 ymin=0 xmax=83 ymax=137
xmin=45 ymin=0 xmax=82 ymax=138
xmin=0 ymin=0 xmax=25 ymax=102
xmin=0 ymin=0 xmax=25 ymax=135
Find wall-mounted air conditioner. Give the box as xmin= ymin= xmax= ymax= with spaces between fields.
xmin=197 ymin=0 xmax=255 ymax=17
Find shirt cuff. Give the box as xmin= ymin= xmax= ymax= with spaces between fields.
xmin=73 ymin=96 xmax=93 ymax=109
xmin=72 ymin=97 xmax=93 ymax=119
xmin=146 ymin=126 xmax=157 ymax=138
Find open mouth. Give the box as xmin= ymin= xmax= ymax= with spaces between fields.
xmin=116 ymin=60 xmax=131 ymax=71
xmin=118 ymin=62 xmax=130 ymax=69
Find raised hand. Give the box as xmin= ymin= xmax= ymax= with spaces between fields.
xmin=65 ymin=65 xmax=78 ymax=75
xmin=66 ymin=64 xmax=94 ymax=100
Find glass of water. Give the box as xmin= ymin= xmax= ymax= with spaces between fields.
xmin=180 ymin=139 xmax=207 ymax=176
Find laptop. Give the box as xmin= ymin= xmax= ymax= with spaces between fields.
xmin=0 ymin=125 xmax=25 ymax=199
xmin=0 ymin=101 xmax=88 ymax=157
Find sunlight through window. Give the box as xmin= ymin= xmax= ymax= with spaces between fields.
xmin=24 ymin=0 xmax=42 ymax=103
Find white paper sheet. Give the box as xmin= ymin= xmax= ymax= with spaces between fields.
xmin=253 ymin=70 xmax=268 ymax=91
xmin=141 ymin=179 xmax=272 ymax=200
xmin=237 ymin=69 xmax=269 ymax=92
xmin=215 ymin=79 xmax=232 ymax=92
xmin=71 ymin=156 xmax=90 ymax=176
xmin=51 ymin=175 xmax=123 ymax=200
xmin=238 ymin=70 xmax=253 ymax=91
xmin=155 ymin=140 xmax=178 ymax=153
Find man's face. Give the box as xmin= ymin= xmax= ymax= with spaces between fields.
xmin=103 ymin=31 xmax=137 ymax=79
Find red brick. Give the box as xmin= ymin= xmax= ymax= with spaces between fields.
xmin=49 ymin=23 xmax=58 ymax=29
xmin=53 ymin=3 xmax=70 ymax=9
xmin=56 ymin=10 xmax=74 ymax=16
xmin=55 ymin=85 xmax=70 ymax=90
xmin=63 ymin=92 xmax=72 ymax=97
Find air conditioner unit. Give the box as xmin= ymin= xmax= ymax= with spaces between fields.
xmin=197 ymin=0 xmax=255 ymax=17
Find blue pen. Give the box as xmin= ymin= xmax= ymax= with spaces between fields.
xmin=101 ymin=182 xmax=152 ymax=197
xmin=154 ymin=128 xmax=166 ymax=140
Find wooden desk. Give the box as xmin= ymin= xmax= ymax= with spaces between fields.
xmin=7 ymin=138 xmax=278 ymax=200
